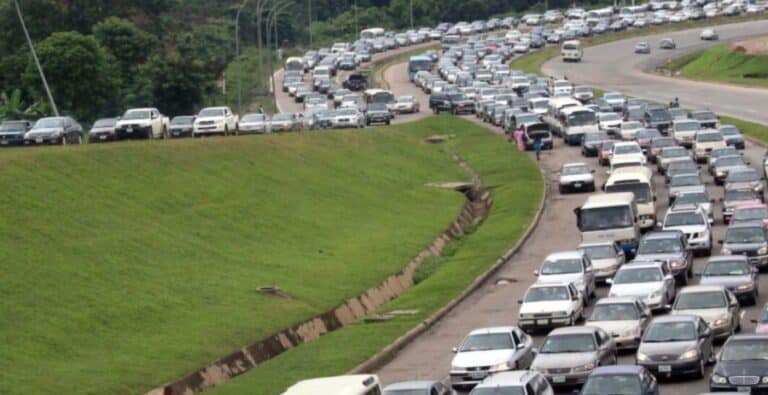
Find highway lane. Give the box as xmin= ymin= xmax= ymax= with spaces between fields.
xmin=543 ymin=19 xmax=768 ymax=125
xmin=377 ymin=43 xmax=768 ymax=395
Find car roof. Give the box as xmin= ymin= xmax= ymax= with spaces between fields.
xmin=475 ymin=370 xmax=533 ymax=387
xmin=549 ymin=326 xmax=598 ymax=335
xmin=591 ymin=365 xmax=644 ymax=376
xmin=529 ymin=282 xmax=571 ymax=289
xmin=651 ymin=314 xmax=698 ymax=323
xmin=728 ymin=220 xmax=766 ymax=229
xmin=726 ymin=334 xmax=768 ymax=343
xmin=707 ymin=255 xmax=748 ymax=264
xmin=579 ymin=242 xmax=615 ymax=248
xmin=677 ymin=284 xmax=726 ymax=294
xmin=642 ymin=230 xmax=683 ymax=239
xmin=595 ymin=297 xmax=640 ymax=305
xmin=467 ymin=326 xmax=517 ymax=336
xmin=383 ymin=381 xmax=437 ymax=391
xmin=544 ymin=250 xmax=584 ymax=260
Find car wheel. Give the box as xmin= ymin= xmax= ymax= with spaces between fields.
xmin=163 ymin=127 xmax=169 ymax=139
xmin=224 ymin=125 xmax=229 ymax=136
xmin=695 ymin=358 xmax=705 ymax=379
xmin=77 ymin=134 xmax=83 ymax=145
xmin=61 ymin=135 xmax=67 ymax=146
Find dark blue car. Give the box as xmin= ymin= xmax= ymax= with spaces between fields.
xmin=578 ymin=365 xmax=658 ymax=395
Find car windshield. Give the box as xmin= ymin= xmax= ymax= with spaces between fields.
xmin=703 ymin=260 xmax=751 ymax=276
xmin=449 ymin=94 xmax=467 ymax=101
xmin=662 ymin=147 xmax=688 ymax=158
xmin=93 ymin=119 xmax=116 ymax=127
xmin=727 ymin=170 xmax=759 ymax=182
xmin=575 ymin=87 xmax=591 ymax=93
xmin=540 ymin=334 xmax=596 ymax=353
xmin=670 ymin=174 xmax=702 ymax=186
xmin=470 ymin=388 xmax=525 ymax=395
xmin=582 ymin=375 xmax=642 ymax=395
xmin=585 ymin=133 xmax=609 ymax=142
xmin=615 ymin=145 xmax=641 ymax=155
xmin=638 ymin=237 xmax=683 ymax=254
xmin=666 ymin=211 xmax=705 ymax=226
xmin=541 ymin=258 xmax=582 ymax=275
xmin=675 ymin=192 xmax=708 ymax=205
xmin=613 ymin=267 xmax=662 ymax=284
xmin=605 ymin=183 xmax=651 ymax=203
xmin=368 ymin=103 xmax=388 ymax=111
xmin=692 ymin=111 xmax=716 ymax=121
xmin=580 ymin=245 xmax=616 ymax=260
xmin=638 ymin=130 xmax=660 ymax=139
xmin=123 ymin=110 xmax=151 ymax=120
xmin=643 ymin=322 xmax=696 ymax=342
xmin=171 ymin=117 xmax=194 ymax=125
xmin=720 ymin=126 xmax=740 ymax=135
xmin=525 ymin=286 xmax=570 ymax=302
xmin=397 ymin=96 xmax=414 ymax=103
xmin=566 ymin=111 xmax=596 ymax=126
xmin=697 ymin=132 xmax=723 ymax=142
xmin=198 ymin=109 xmax=225 ymax=117
xmin=675 ymin=291 xmax=726 ymax=309
xmin=734 ymin=207 xmax=768 ymax=221
xmin=622 ymin=121 xmax=642 ymax=130
xmin=649 ymin=109 xmax=671 ymax=121
xmin=34 ymin=118 xmax=64 ymax=128
xmin=272 ymin=114 xmax=293 ymax=121
xmin=652 ymin=138 xmax=675 ymax=148
xmin=242 ymin=114 xmax=266 ymax=122
xmin=721 ymin=340 xmax=768 ymax=361
xmin=675 ymin=122 xmax=699 ymax=132
xmin=725 ymin=227 xmax=765 ymax=243
xmin=579 ymin=206 xmax=633 ymax=231
xmin=601 ymin=113 xmax=621 ymax=122
xmin=589 ymin=303 xmax=640 ymax=321
xmin=605 ymin=93 xmax=624 ymax=101
xmin=459 ymin=333 xmax=513 ymax=352
xmin=562 ymin=165 xmax=589 ymax=175
xmin=518 ymin=114 xmax=540 ymax=124
xmin=717 ymin=157 xmax=745 ymax=167
xmin=726 ymin=189 xmax=758 ymax=202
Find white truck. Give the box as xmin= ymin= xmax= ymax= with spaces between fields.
xmin=115 ymin=108 xmax=170 ymax=139
xmin=193 ymin=106 xmax=239 ymax=137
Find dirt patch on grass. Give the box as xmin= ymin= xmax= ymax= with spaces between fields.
xmin=731 ymin=35 xmax=768 ymax=54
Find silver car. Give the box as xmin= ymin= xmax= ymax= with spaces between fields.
xmin=531 ymin=326 xmax=617 ymax=388
xmin=449 ymin=326 xmax=535 ymax=389
xmin=587 ymin=297 xmax=651 ymax=350
xmin=383 ymin=381 xmax=456 ymax=395
xmin=558 ymin=163 xmax=596 ymax=193
xmin=670 ymin=285 xmax=742 ymax=339
xmin=535 ymin=250 xmax=596 ymax=301
xmin=578 ymin=242 xmax=626 ymax=282
xmin=698 ymin=255 xmax=759 ymax=305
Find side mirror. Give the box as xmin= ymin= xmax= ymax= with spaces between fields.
xmin=718 ymin=240 xmax=724 ymax=245
xmin=747 ymin=161 xmax=752 ymax=165
xmin=634 ymin=336 xmax=642 ymax=343
xmin=664 ymin=274 xmax=674 ymax=281
xmin=517 ymin=343 xmax=526 ymax=350
xmin=591 ymin=169 xmax=596 ymax=173
xmin=664 ymin=304 xmax=673 ymax=310
xmin=710 ymin=199 xmax=715 ymax=203
xmin=533 ymin=270 xmax=540 ymax=276
xmin=517 ymin=299 xmax=524 ymax=305
xmin=708 ymin=218 xmax=714 ymax=225
xmin=605 ymin=278 xmax=614 ymax=284
xmin=452 ymin=347 xmax=458 ymax=353
xmin=702 ymin=329 xmax=712 ymax=338
xmin=694 ymin=272 xmax=702 ymax=277
xmin=751 ymin=319 xmax=759 ymax=324
xmin=656 ymin=221 xmax=664 ymax=228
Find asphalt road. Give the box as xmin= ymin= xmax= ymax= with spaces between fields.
xmin=543 ymin=19 xmax=768 ymax=125
xmin=376 ymin=27 xmax=768 ymax=395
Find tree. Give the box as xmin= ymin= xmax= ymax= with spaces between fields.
xmin=22 ymin=31 xmax=121 ymax=122
xmin=140 ymin=50 xmax=214 ymax=115
xmin=0 ymin=89 xmax=45 ymax=121
xmin=93 ymin=17 xmax=159 ymax=72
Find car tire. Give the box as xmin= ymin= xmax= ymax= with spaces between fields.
xmin=224 ymin=125 xmax=229 ymax=136
xmin=695 ymin=358 xmax=705 ymax=379
xmin=77 ymin=134 xmax=83 ymax=145
xmin=61 ymin=135 xmax=67 ymax=146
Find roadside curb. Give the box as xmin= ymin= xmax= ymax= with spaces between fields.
xmin=349 ymin=152 xmax=548 ymax=374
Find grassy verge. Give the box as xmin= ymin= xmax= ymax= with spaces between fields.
xmin=721 ymin=115 xmax=768 ymax=142
xmin=510 ymin=13 xmax=768 ymax=73
xmin=206 ymin=115 xmax=544 ymax=395
xmin=370 ymin=44 xmax=441 ymax=89
xmin=659 ymin=44 xmax=768 ymax=88
xmin=0 ymin=123 xmax=479 ymax=394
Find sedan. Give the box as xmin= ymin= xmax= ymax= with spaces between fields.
xmin=581 ymin=365 xmax=659 ymax=395
xmin=88 ymin=118 xmax=119 ymax=143
xmin=608 ymin=262 xmax=676 ymax=311
xmin=393 ymin=96 xmax=420 ymax=114
xmin=700 ymin=28 xmax=719 ymax=40
xmin=659 ymin=38 xmax=676 ymax=49
xmin=24 ymin=116 xmax=84 ymax=145
xmin=636 ymin=315 xmax=715 ymax=379
xmin=269 ymin=113 xmax=298 ymax=132
xmin=531 ymin=326 xmax=617 ymax=388
xmin=587 ymin=297 xmax=651 ymax=350
xmin=449 ymin=326 xmax=535 ymax=389
xmin=578 ymin=242 xmax=625 ymax=282
xmin=721 ymin=221 xmax=768 ymax=269
xmin=582 ymin=132 xmax=611 ymax=157
xmin=238 ymin=113 xmax=269 ymax=134
xmin=722 ymin=188 xmax=763 ymax=224
xmin=558 ymin=163 xmax=596 ymax=193
xmin=709 ymin=335 xmax=768 ymax=392
xmin=725 ymin=168 xmax=764 ymax=195
xmin=670 ymin=285 xmax=742 ymax=339
xmin=634 ymin=42 xmax=651 ymax=54
xmin=719 ymin=124 xmax=745 ymax=149
xmin=712 ymin=155 xmax=749 ymax=185
xmin=518 ymin=282 xmax=585 ymax=332
xmin=634 ymin=231 xmax=693 ymax=284
xmin=169 ymin=116 xmax=195 ymax=138
xmin=699 ymin=256 xmax=759 ymax=305
xmin=383 ymin=381 xmax=455 ymax=395
xmin=535 ymin=250 xmax=596 ymax=300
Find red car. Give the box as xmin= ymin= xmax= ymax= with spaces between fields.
xmin=598 ymin=141 xmax=615 ymax=166
xmin=722 ymin=189 xmax=762 ymax=224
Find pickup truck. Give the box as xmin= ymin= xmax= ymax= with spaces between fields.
xmin=193 ymin=106 xmax=239 ymax=137
xmin=114 ymin=108 xmax=170 ymax=139
xmin=429 ymin=93 xmax=474 ymax=115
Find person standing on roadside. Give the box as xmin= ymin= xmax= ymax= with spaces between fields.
xmin=514 ymin=125 xmax=525 ymax=151
xmin=533 ymin=136 xmax=542 ymax=161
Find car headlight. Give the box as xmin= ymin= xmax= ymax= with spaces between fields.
xmin=737 ymin=283 xmax=755 ymax=291
xmin=722 ymin=247 xmax=732 ymax=255
xmin=490 ymin=361 xmax=512 ymax=372
xmin=711 ymin=374 xmax=727 ymax=384
xmin=553 ymin=311 xmax=569 ymax=317
xmin=670 ymin=260 xmax=681 ymax=268
xmin=679 ymin=349 xmax=699 ymax=360
xmin=716 ymin=171 xmax=725 ymax=177
xmin=572 ymin=362 xmax=597 ymax=373
xmin=450 ymin=365 xmax=463 ymax=372
xmin=762 ymin=376 xmax=768 ymax=384
xmin=623 ymin=326 xmax=640 ymax=337
xmin=759 ymin=246 xmax=768 ymax=255
xmin=713 ymin=318 xmax=728 ymax=328
xmin=636 ymin=352 xmax=648 ymax=362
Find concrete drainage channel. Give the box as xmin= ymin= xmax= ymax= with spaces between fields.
xmin=145 ymin=151 xmax=492 ymax=395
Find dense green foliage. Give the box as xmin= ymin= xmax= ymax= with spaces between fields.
xmin=665 ymin=44 xmax=768 ymax=88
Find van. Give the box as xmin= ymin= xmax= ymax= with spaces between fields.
xmin=543 ymin=97 xmax=581 ymax=137
xmin=561 ymin=40 xmax=583 ymax=62
xmin=282 ymin=375 xmax=382 ymax=395
xmin=313 ymin=65 xmax=331 ymax=81
xmin=574 ymin=192 xmax=640 ymax=258
xmin=605 ymin=167 xmax=656 ymax=230
xmin=559 ymin=106 xmax=598 ymax=146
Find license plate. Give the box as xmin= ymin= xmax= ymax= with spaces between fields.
xmin=99 ymin=135 xmax=107 ymax=140
xmin=127 ymin=127 xmax=133 ymax=133
xmin=574 ymin=183 xmax=582 ymax=188
xmin=469 ymin=371 xmax=486 ymax=379
xmin=35 ymin=137 xmax=43 ymax=143
xmin=0 ymin=140 xmax=7 ymax=145
xmin=552 ymin=375 xmax=566 ymax=383
xmin=536 ymin=319 xmax=548 ymax=325
xmin=738 ymin=387 xmax=751 ymax=393
xmin=658 ymin=365 xmax=671 ymax=373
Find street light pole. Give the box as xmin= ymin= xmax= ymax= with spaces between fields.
xmin=13 ymin=0 xmax=58 ymax=116
xmin=308 ymin=0 xmax=313 ymax=48
xmin=270 ymin=3 xmax=292 ymax=110
xmin=410 ymin=0 xmax=414 ymax=29
xmin=235 ymin=0 xmax=249 ymax=115
xmin=354 ymin=0 xmax=359 ymax=35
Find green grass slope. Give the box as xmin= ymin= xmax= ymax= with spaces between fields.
xmin=672 ymin=44 xmax=768 ymax=88
xmin=0 ymin=124 xmax=471 ymax=395
xmin=207 ymin=115 xmax=544 ymax=395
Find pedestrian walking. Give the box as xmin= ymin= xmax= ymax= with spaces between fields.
xmin=533 ymin=136 xmax=542 ymax=161
xmin=514 ymin=125 xmax=525 ymax=151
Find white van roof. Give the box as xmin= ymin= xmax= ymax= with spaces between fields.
xmin=282 ymin=375 xmax=380 ymax=395
xmin=560 ymin=106 xmax=594 ymax=116
xmin=548 ymin=97 xmax=581 ymax=109
xmin=607 ymin=166 xmax=653 ymax=183
xmin=581 ymin=192 xmax=635 ymax=210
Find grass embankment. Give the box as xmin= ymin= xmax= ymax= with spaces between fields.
xmin=370 ymin=45 xmax=441 ymax=89
xmin=207 ymin=115 xmax=544 ymax=395
xmin=661 ymin=44 xmax=768 ymax=88
xmin=510 ymin=13 xmax=768 ymax=73
xmin=0 ymin=125 xmax=479 ymax=394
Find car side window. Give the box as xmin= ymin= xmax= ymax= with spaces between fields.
xmin=511 ymin=330 xmax=521 ymax=347
xmin=568 ymin=285 xmax=577 ymax=300
xmin=430 ymin=388 xmax=439 ymax=395
xmin=698 ymin=319 xmax=708 ymax=336
xmin=597 ymin=329 xmax=610 ymax=345
xmin=525 ymin=383 xmax=536 ymax=395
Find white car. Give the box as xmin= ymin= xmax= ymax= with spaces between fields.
xmin=449 ymin=326 xmax=536 ymax=389
xmin=700 ymin=28 xmax=719 ymax=40
xmin=518 ymin=282 xmax=585 ymax=332
xmin=393 ymin=96 xmax=420 ymax=114
xmin=238 ymin=113 xmax=269 ymax=134
xmin=661 ymin=204 xmax=712 ymax=255
xmin=672 ymin=119 xmax=702 ymax=147
xmin=331 ymin=108 xmax=364 ymax=128
xmin=692 ymin=130 xmax=727 ymax=163
xmin=551 ymin=79 xmax=574 ymax=96
xmin=607 ymin=262 xmax=676 ymax=311
xmin=603 ymin=92 xmax=626 ymax=111
xmin=193 ymin=106 xmax=239 ymax=137
xmin=587 ymin=297 xmax=651 ymax=350
xmin=535 ymin=251 xmax=596 ymax=299
xmin=114 ymin=107 xmax=170 ymax=139
xmin=558 ymin=162 xmax=596 ymax=193
xmin=597 ymin=112 xmax=622 ymax=134
xmin=611 ymin=142 xmax=646 ymax=167
xmin=670 ymin=285 xmax=741 ymax=339
xmin=573 ymin=86 xmax=594 ymax=102
xmin=619 ymin=121 xmax=645 ymax=140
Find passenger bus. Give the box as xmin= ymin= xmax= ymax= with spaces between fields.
xmin=284 ymin=57 xmax=304 ymax=73
xmin=407 ymin=55 xmax=433 ymax=81
xmin=559 ymin=106 xmax=598 ymax=145
xmin=282 ymin=375 xmax=382 ymax=395
xmin=605 ymin=167 xmax=656 ymax=230
xmin=360 ymin=27 xmax=385 ymax=41
xmin=575 ymin=192 xmax=640 ymax=257
xmin=364 ymin=89 xmax=396 ymax=109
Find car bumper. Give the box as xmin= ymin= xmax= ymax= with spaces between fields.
xmin=519 ymin=316 xmax=572 ymax=331
xmin=594 ymin=266 xmax=620 ymax=281
xmin=193 ymin=125 xmax=225 ymax=134
xmin=687 ymin=235 xmax=711 ymax=251
xmin=171 ymin=129 xmax=194 ymax=137
xmin=612 ymin=334 xmax=641 ymax=350
xmin=0 ymin=135 xmax=25 ymax=146
xmin=239 ymin=127 xmax=268 ymax=134
xmin=639 ymin=359 xmax=701 ymax=377
xmin=565 ymin=133 xmax=584 ymax=145
xmin=541 ymin=371 xmax=591 ymax=387
xmin=115 ymin=126 xmax=151 ymax=138
xmin=710 ymin=383 xmax=768 ymax=393
xmin=449 ymin=371 xmax=491 ymax=388
xmin=638 ymin=215 xmax=656 ymax=230
xmin=582 ymin=146 xmax=599 ymax=156
xmin=25 ymin=136 xmax=62 ymax=145
xmin=366 ymin=116 xmax=390 ymax=124
xmin=89 ymin=133 xmax=118 ymax=142
xmin=560 ymin=181 xmax=594 ymax=192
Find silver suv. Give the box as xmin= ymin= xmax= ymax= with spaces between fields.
xmin=469 ymin=370 xmax=554 ymax=395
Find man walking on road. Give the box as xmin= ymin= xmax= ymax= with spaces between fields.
xmin=533 ymin=137 xmax=542 ymax=161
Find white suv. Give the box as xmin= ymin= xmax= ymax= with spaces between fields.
xmin=672 ymin=119 xmax=702 ymax=147
xmin=693 ymin=130 xmax=727 ymax=163
xmin=662 ymin=204 xmax=713 ymax=255
xmin=193 ymin=106 xmax=239 ymax=137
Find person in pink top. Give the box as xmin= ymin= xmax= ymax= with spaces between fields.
xmin=514 ymin=126 xmax=525 ymax=151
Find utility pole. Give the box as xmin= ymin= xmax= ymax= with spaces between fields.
xmin=410 ymin=0 xmax=414 ymax=29
xmin=13 ymin=0 xmax=58 ymax=116
xmin=235 ymin=0 xmax=250 ymax=115
xmin=354 ymin=0 xmax=359 ymax=36
xmin=308 ymin=0 xmax=313 ymax=48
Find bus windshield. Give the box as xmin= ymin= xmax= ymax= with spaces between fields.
xmin=579 ymin=205 xmax=634 ymax=231
xmin=606 ymin=182 xmax=651 ymax=203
